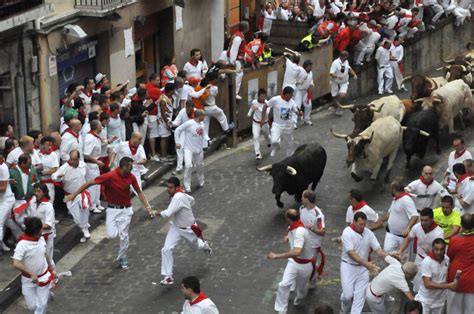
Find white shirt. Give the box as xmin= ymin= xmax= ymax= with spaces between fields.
xmin=405 ymin=179 xmax=448 ymax=210
xmin=375 ymin=46 xmax=391 ymax=67
xmin=288 ymin=225 xmax=313 ymax=260
xmin=6 ymin=147 xmax=41 ymax=166
xmin=52 ymin=161 xmax=87 ymax=194
xmin=370 ymin=256 xmax=410 ymax=295
xmin=160 ymin=191 xmax=196 ymax=228
xmin=183 ymin=60 xmax=204 ymax=78
xmin=99 ymin=127 xmax=109 ymax=157
xmin=390 ymin=44 xmax=404 ymax=63
xmin=30 ymin=198 xmax=56 ymax=237
xmin=387 ymin=194 xmax=419 ymax=236
xmin=416 ymin=254 xmax=450 ymax=308
xmin=341 ymin=226 xmax=381 ymax=264
xmin=283 ymin=58 xmax=301 ymax=89
xmin=182 ymin=297 xmax=219 ymax=314
xmin=175 ymin=120 xmax=208 ymax=154
xmin=38 ymin=151 xmax=60 ymax=182
xmin=81 ymin=119 xmax=91 ymax=139
xmin=267 ymin=95 xmax=298 ymax=128
xmin=446 ymin=149 xmax=472 ymax=184
xmin=345 ymin=203 xmax=379 ymax=225
xmin=299 ymin=70 xmax=314 ymax=91
xmin=107 ymin=116 xmax=122 ymax=145
xmin=408 ymin=223 xmax=444 ymax=260
xmin=13 ymin=237 xmax=48 ymax=275
xmin=299 ymin=205 xmax=325 ymax=248
xmin=459 ymin=178 xmax=474 ymax=214
xmin=113 ymin=141 xmax=148 ymax=175
xmin=0 ymin=162 xmax=14 ymax=201
xmin=180 ymin=84 xmax=208 ymax=102
xmin=228 ymin=34 xmax=243 ymax=65
xmin=363 ymin=31 xmax=381 ymax=48
xmin=248 ymin=99 xmax=269 ymax=123
xmin=172 ymin=108 xmax=193 ymax=127
xmin=83 ymin=132 xmax=102 ymax=159
xmin=203 ymin=86 xmax=218 ymax=107
xmin=330 ymin=58 xmax=351 ymax=84
xmin=60 ymin=131 xmax=84 ymax=162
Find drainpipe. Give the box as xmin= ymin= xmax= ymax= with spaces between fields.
xmin=35 ymin=34 xmax=49 ymax=133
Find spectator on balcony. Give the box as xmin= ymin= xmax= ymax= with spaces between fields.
xmin=333 ymin=19 xmax=358 ymax=57
xmin=262 ymin=3 xmax=277 ymax=35
xmin=227 ymin=21 xmax=249 ymax=101
xmin=396 ymin=7 xmax=425 ymax=39
xmin=422 ymin=0 xmax=445 ymax=28
xmin=244 ymin=32 xmax=269 ymax=70
xmin=453 ymin=0 xmax=472 ymax=27
xmin=276 ymin=2 xmax=291 ymax=20
xmin=361 ymin=21 xmax=382 ymax=62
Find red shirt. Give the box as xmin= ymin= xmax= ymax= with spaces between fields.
xmin=94 ymin=168 xmax=140 ymax=207
xmin=334 ymin=27 xmax=351 ymax=53
xmin=447 ymin=232 xmax=474 ymax=293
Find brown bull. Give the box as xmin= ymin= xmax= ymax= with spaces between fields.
xmin=399 ymin=75 xmax=447 ymax=100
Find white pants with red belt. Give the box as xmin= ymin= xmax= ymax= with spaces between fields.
xmin=340 ymin=261 xmax=369 ymax=314
xmin=106 ymin=206 xmax=133 ymax=260
xmin=252 ymin=121 xmax=270 ymax=155
xmin=366 ymin=284 xmax=395 ymax=314
xmin=274 ymin=258 xmax=312 ymax=312
xmin=86 ymin=163 xmax=101 ymax=209
xmin=161 ymin=223 xmax=206 ymax=277
xmin=21 ymin=274 xmax=51 ymax=314
xmin=66 ymin=196 xmax=90 ymax=230
xmin=447 ymin=290 xmax=474 ymax=314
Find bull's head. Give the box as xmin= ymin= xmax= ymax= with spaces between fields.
xmin=335 ymin=100 xmax=383 ymax=134
xmin=331 ymin=129 xmax=374 ymax=167
xmin=446 ymin=64 xmax=471 ymax=81
xmin=257 ymin=164 xmax=297 ymax=207
xmin=417 ymin=96 xmax=443 ymax=115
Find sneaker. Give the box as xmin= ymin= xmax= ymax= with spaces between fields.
xmin=1 ymin=242 xmax=10 ymax=252
xmin=335 ymin=110 xmax=343 ymax=117
xmin=185 ymin=187 xmax=192 ymax=193
xmin=172 ymin=169 xmax=182 ymax=176
xmin=327 ymin=106 xmax=335 ymax=112
xmin=90 ymin=207 xmax=102 ymax=214
xmin=203 ymin=241 xmax=213 ymax=257
xmin=54 ymin=219 xmax=60 ymax=224
xmin=236 ymin=95 xmax=242 ymax=100
xmin=378 ymin=91 xmax=383 ymax=95
xmin=304 ymin=120 xmax=313 ymax=126
xmin=97 ymin=205 xmax=105 ymax=211
xmin=120 ymin=257 xmax=129 ymax=270
xmin=293 ymin=297 xmax=303 ymax=306
xmin=83 ymin=228 xmax=91 ymax=239
xmin=160 ymin=276 xmax=174 ymax=285
xmin=80 ymin=236 xmax=87 ymax=243
xmin=385 ymin=90 xmax=393 ymax=94
xmin=309 ymin=278 xmax=318 ymax=289
xmin=151 ymin=155 xmax=161 ymax=162
xmin=256 ymin=153 xmax=262 ymax=160
xmin=228 ymin=121 xmax=235 ymax=130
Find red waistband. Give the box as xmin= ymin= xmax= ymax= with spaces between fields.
xmin=369 ymin=284 xmax=380 ymax=298
xmin=292 ymin=256 xmax=313 ymax=264
xmin=253 ymin=119 xmax=268 ymax=124
xmin=22 ymin=267 xmax=48 ymax=279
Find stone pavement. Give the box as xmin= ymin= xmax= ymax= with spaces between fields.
xmin=5 ymin=89 xmax=474 ymax=313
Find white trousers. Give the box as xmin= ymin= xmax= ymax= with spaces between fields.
xmin=45 ymin=235 xmax=54 ymax=268
xmin=271 ymin=123 xmax=294 ymax=157
xmin=377 ymin=66 xmax=394 ymax=93
xmin=106 ymin=206 xmax=133 ymax=260
xmin=0 ymin=197 xmax=15 ymax=245
xmin=302 ymin=95 xmax=312 ymax=122
xmin=161 ymin=223 xmax=206 ymax=277
xmin=398 ymin=26 xmax=419 ymax=39
xmin=364 ymin=45 xmax=376 ymax=61
xmin=413 ymin=255 xmax=424 ymax=293
xmin=354 ymin=41 xmax=367 ymax=65
xmin=86 ymin=163 xmax=101 ymax=208
xmin=447 ymin=291 xmax=474 ymax=314
xmin=415 ymin=296 xmax=444 ymax=314
xmin=176 ymin=133 xmax=185 ymax=172
xmin=66 ymin=197 xmax=90 ymax=230
xmin=292 ymin=90 xmax=305 ymax=127
xmin=274 ymin=259 xmax=312 ymax=312
xmin=453 ymin=7 xmax=471 ymax=26
xmin=429 ymin=4 xmax=445 ymax=22
xmin=204 ymin=105 xmax=229 ymax=137
xmin=390 ymin=61 xmax=404 ymax=90
xmin=383 ymin=232 xmax=405 ymax=253
xmin=340 ymin=262 xmax=369 ymax=314
xmin=21 ymin=276 xmax=51 ymax=314
xmin=235 ymin=60 xmax=243 ymax=96
xmin=441 ymin=3 xmax=456 ymax=15
xmin=184 ymin=149 xmax=204 ymax=191
xmin=252 ymin=122 xmax=270 ymax=155
xmin=366 ymin=285 xmax=395 ymax=314
xmin=44 ymin=183 xmax=55 ymax=204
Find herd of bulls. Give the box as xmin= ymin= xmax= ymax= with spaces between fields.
xmin=259 ymin=47 xmax=474 ymax=208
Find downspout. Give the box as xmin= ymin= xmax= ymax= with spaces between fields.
xmin=35 ymin=34 xmax=49 ymax=133
xmin=15 ymin=32 xmax=28 ymax=135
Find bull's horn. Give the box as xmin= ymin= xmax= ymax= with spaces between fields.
xmin=414 ymin=98 xmax=424 ymax=103
xmin=334 ymin=99 xmax=354 ymax=110
xmin=442 ymin=56 xmax=455 ymax=64
xmin=286 ymin=166 xmax=297 ymax=176
xmin=427 ymin=78 xmax=436 ymax=91
xmin=330 ymin=128 xmax=348 ymax=139
xmin=361 ymin=131 xmax=374 ymax=141
xmin=420 ymin=130 xmax=430 ymax=137
xmin=257 ymin=164 xmax=272 ymax=171
xmin=436 ymin=67 xmax=444 ymax=71
xmin=401 ymin=126 xmax=407 ymax=131
xmin=399 ymin=76 xmax=412 ymax=86
xmin=370 ymin=103 xmax=385 ymax=112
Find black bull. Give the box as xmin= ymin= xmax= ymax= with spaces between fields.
xmin=258 ymin=143 xmax=327 ymax=208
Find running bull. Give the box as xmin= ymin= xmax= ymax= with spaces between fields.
xmin=399 ymin=75 xmax=448 ymax=100
xmin=257 ymin=143 xmax=326 ymax=208
xmin=331 ymin=116 xmax=402 ymax=182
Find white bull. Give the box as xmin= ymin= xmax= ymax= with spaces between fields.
xmin=417 ymin=79 xmax=473 ymax=133
xmin=331 ymin=116 xmax=403 ymax=182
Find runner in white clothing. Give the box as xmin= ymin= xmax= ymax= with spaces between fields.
xmin=6 ymin=136 xmax=42 ymax=169
xmin=415 ymin=238 xmax=460 ymax=314
xmin=268 ymin=208 xmax=315 ymax=312
xmin=329 ymin=51 xmax=357 ymax=116
xmin=398 ymin=208 xmax=444 ymax=292
xmin=83 ymin=120 xmax=104 ymax=214
xmin=405 ymin=165 xmax=449 ymax=211
xmin=156 ymin=177 xmax=212 ymax=285
xmin=0 ymin=154 xmax=15 ymax=253
xmin=181 ymin=276 xmax=219 ymax=314
xmin=389 ymin=37 xmax=406 ymax=91
xmin=247 ymin=89 xmax=270 ymax=160
xmin=38 ymin=136 xmax=59 ymax=204
xmin=60 ymin=119 xmax=83 ymax=163
xmin=295 ymin=60 xmax=315 ymax=126
xmin=202 ymin=73 xmax=232 ymax=138
xmin=299 ymin=190 xmax=326 ymax=285
xmin=345 ymin=189 xmax=380 ymax=227
xmin=267 ymin=87 xmax=300 ymax=157
xmin=174 ymin=110 xmax=209 ymax=193
xmin=444 ymin=137 xmax=472 ymax=192
xmin=172 ymin=101 xmax=195 ymax=173
xmin=340 ymin=212 xmax=391 ymax=314
xmin=366 ymin=256 xmax=417 ymax=313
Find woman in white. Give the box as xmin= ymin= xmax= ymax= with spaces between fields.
xmin=248 ymin=89 xmax=270 ymax=160
xmin=13 ymin=217 xmax=55 ymax=314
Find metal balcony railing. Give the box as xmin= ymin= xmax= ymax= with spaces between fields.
xmin=75 ymin=0 xmax=133 ymax=10
xmin=0 ymin=0 xmax=43 ymax=20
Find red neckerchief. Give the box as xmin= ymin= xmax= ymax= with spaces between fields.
xmin=349 ymin=223 xmax=363 ymax=234
xmin=83 ymin=90 xmax=92 ymax=97
xmin=128 ymin=141 xmax=138 ymax=155
xmin=172 ymin=187 xmax=185 ymax=196
xmin=457 ymin=174 xmax=469 ymax=183
xmin=419 ymin=176 xmax=433 ymax=187
xmin=67 ymin=160 xmax=76 ymax=168
xmin=189 ymin=58 xmax=199 ymax=67
xmin=18 ymin=234 xmax=40 ymax=242
xmin=65 ymin=128 xmax=79 ymax=142
xmin=288 ymin=220 xmax=305 ymax=231
xmin=190 ymin=291 xmax=209 ymax=305
xmin=19 ymin=164 xmax=30 ymax=175
xmin=40 ymin=149 xmax=53 ymax=155
xmin=353 ymin=200 xmax=367 ymax=212
xmin=37 ymin=196 xmax=49 ymax=205
xmin=187 ymin=109 xmax=195 ymax=119
xmin=88 ymin=130 xmax=102 ymax=140
xmin=455 ymin=147 xmax=466 ymax=159
xmin=51 ymin=144 xmax=58 ymax=151
xmin=422 ymin=221 xmax=438 ymax=234
xmin=394 ymin=191 xmax=411 ymax=200
xmin=0 ymin=159 xmax=3 ymax=165
xmin=427 ymin=250 xmax=444 ymax=264
xmin=34 ymin=144 xmax=40 ymax=150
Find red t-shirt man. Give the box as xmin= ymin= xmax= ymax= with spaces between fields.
xmin=94 ymin=168 xmax=140 ymax=207
xmin=447 ymin=231 xmax=474 ymax=293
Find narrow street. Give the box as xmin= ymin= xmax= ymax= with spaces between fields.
xmin=6 ymin=88 xmax=472 ymax=313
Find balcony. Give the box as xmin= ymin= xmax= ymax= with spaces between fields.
xmin=75 ymin=0 xmax=136 ymax=17
xmin=0 ymin=0 xmax=53 ymax=32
